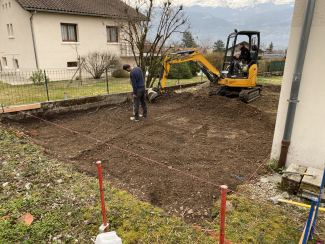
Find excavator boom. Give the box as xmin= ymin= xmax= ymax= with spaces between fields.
xmin=160 ymin=49 xmax=221 ymax=88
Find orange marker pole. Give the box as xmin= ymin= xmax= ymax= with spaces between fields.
xmin=219 ymin=185 xmax=228 ymax=244
xmin=96 ymin=161 xmax=108 ymax=232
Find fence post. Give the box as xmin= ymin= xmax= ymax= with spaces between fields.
xmin=78 ymin=56 xmax=82 ymax=85
xmin=44 ymin=70 xmax=50 ymax=101
xmin=219 ymin=185 xmax=228 ymax=244
xmin=105 ymin=68 xmax=109 ymax=94
xmin=96 ymin=161 xmax=109 ymax=233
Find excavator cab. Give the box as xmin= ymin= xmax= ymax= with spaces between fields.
xmin=222 ymin=30 xmax=260 ymax=78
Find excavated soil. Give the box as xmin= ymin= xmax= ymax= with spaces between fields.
xmin=13 ymin=85 xmax=280 ymax=222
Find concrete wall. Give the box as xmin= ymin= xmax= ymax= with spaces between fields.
xmin=271 ymin=0 xmax=325 ymax=169
xmin=0 ymin=0 xmax=36 ymax=70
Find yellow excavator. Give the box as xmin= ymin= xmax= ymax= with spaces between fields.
xmin=150 ymin=30 xmax=261 ymax=103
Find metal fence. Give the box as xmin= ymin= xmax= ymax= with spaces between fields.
xmin=0 ymin=69 xmax=134 ymax=108
xmin=258 ymin=60 xmax=286 ymax=76
xmin=0 ymin=68 xmax=202 ymax=108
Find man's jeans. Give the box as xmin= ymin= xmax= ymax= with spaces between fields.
xmin=133 ymin=87 xmax=147 ymax=119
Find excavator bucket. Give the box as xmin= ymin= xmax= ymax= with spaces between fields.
xmin=147 ymin=88 xmax=159 ymax=102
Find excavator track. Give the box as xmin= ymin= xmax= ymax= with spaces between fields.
xmin=239 ymin=87 xmax=261 ymax=103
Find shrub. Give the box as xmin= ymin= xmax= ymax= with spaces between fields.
xmin=188 ymin=62 xmax=200 ymax=77
xmin=29 ymin=70 xmax=46 ymax=85
xmin=167 ymin=63 xmax=193 ymax=79
xmin=112 ymin=69 xmax=130 ymax=78
xmin=82 ymin=52 xmax=119 ymax=79
xmin=258 ymin=60 xmax=271 ymax=74
xmin=205 ymin=51 xmax=224 ymax=71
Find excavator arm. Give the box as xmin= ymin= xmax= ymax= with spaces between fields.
xmin=159 ymin=49 xmax=222 ymax=88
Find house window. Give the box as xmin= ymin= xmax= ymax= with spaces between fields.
xmin=67 ymin=61 xmax=78 ymax=68
xmin=7 ymin=23 xmax=14 ymax=37
xmin=61 ymin=23 xmax=78 ymax=42
xmin=2 ymin=57 xmax=7 ymax=67
xmin=13 ymin=59 xmax=19 ymax=70
xmin=106 ymin=26 xmax=118 ymax=43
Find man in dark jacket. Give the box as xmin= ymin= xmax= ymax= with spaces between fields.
xmin=239 ymin=44 xmax=251 ymax=64
xmin=123 ymin=64 xmax=147 ymax=122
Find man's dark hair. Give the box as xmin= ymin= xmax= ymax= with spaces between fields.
xmin=240 ymin=45 xmax=247 ymax=50
xmin=123 ymin=64 xmax=131 ymax=71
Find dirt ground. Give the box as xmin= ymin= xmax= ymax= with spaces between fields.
xmin=11 ymin=84 xmax=280 ymax=222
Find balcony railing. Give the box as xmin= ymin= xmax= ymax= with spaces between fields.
xmin=120 ymin=43 xmax=138 ymax=57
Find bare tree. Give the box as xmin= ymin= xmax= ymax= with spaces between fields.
xmin=198 ymin=37 xmax=213 ymax=54
xmin=82 ymin=52 xmax=119 ymax=79
xmin=121 ymin=0 xmax=188 ymax=88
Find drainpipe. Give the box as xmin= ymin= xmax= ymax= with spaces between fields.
xmin=278 ymin=0 xmax=317 ymax=168
xmin=30 ymin=11 xmax=39 ymax=69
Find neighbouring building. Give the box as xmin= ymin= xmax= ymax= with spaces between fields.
xmin=263 ymin=50 xmax=287 ymax=60
xmin=0 ymin=0 xmax=141 ymax=71
xmin=271 ymin=0 xmax=325 ymax=169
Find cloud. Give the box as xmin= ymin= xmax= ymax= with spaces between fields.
xmin=172 ymin=0 xmax=294 ymax=8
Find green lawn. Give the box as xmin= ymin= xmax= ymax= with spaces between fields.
xmin=257 ymin=76 xmax=283 ymax=85
xmin=0 ymin=75 xmax=280 ymax=107
xmin=0 ymin=77 xmax=202 ymax=107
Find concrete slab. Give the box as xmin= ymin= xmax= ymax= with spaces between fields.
xmin=300 ymin=190 xmax=325 ymax=202
xmin=301 ymin=167 xmax=324 ymax=188
xmin=282 ymin=163 xmax=307 ymax=194
xmin=0 ymin=103 xmax=41 ymax=114
xmin=300 ymin=167 xmax=325 ymax=201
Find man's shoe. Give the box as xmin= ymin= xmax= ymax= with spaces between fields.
xmin=130 ymin=116 xmax=140 ymax=122
xmin=139 ymin=114 xmax=147 ymax=118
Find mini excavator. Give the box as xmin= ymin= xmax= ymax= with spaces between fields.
xmin=149 ymin=30 xmax=261 ymax=103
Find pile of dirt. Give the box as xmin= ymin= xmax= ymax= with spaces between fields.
xmin=12 ymin=85 xmax=280 ymax=222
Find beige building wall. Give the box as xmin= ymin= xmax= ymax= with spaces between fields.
xmin=32 ymin=12 xmax=129 ymax=69
xmin=0 ymin=0 xmax=36 ymax=70
xmin=0 ymin=0 xmax=136 ymax=71
xmin=271 ymin=0 xmax=325 ymax=169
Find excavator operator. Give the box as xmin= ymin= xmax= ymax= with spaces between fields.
xmin=229 ymin=44 xmax=252 ymax=77
xmin=239 ymin=44 xmax=251 ymax=64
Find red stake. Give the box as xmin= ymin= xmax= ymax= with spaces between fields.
xmin=96 ymin=161 xmax=108 ymax=231
xmin=219 ymin=185 xmax=228 ymax=244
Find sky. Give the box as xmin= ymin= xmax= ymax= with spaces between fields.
xmin=136 ymin=0 xmax=295 ymax=48
xmin=171 ymin=0 xmax=294 ymax=8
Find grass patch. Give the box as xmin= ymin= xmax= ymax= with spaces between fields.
xmin=0 ymin=127 xmax=214 ymax=243
xmin=267 ymin=159 xmax=284 ymax=173
xmin=212 ymin=195 xmax=302 ymax=243
xmin=257 ymin=76 xmax=283 ymax=86
xmin=0 ymin=77 xmax=202 ymax=107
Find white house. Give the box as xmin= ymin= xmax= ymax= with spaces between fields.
xmin=0 ymin=0 xmax=140 ymax=71
xmin=271 ymin=0 xmax=325 ymax=169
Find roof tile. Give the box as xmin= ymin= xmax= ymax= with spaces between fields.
xmin=16 ymin=0 xmax=143 ymax=19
